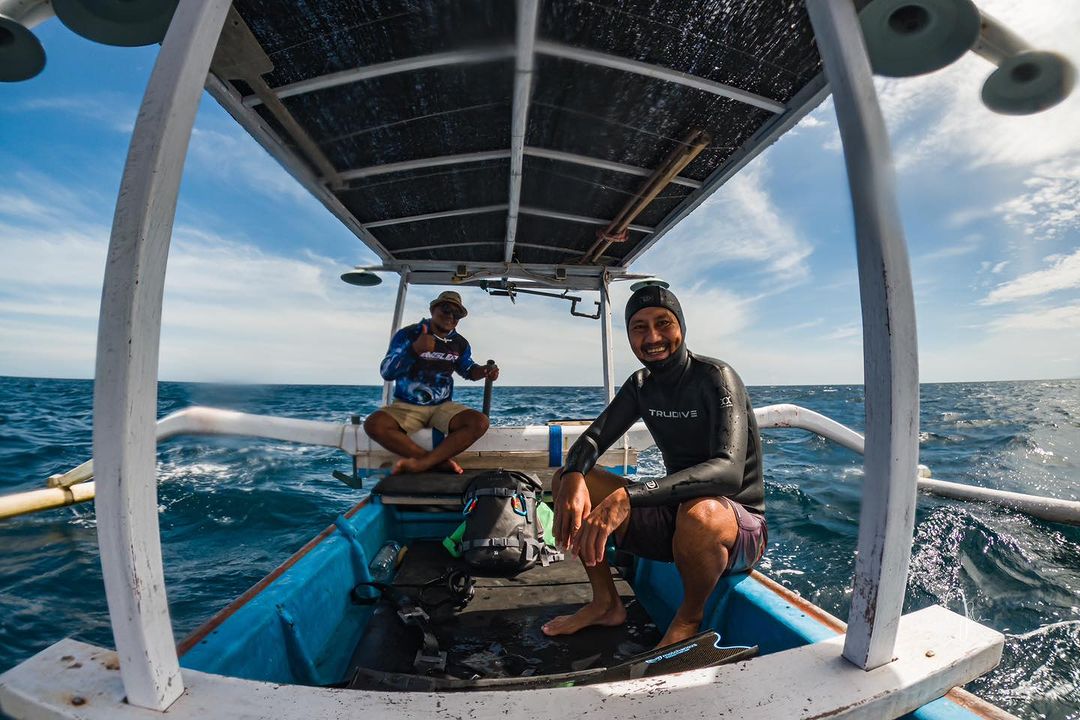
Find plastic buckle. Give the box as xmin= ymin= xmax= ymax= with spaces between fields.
xmin=397 ymin=607 xmax=430 ymax=626
xmin=414 ymin=649 xmax=447 ymax=673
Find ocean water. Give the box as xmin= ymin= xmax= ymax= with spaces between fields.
xmin=0 ymin=376 xmax=1078 ymax=718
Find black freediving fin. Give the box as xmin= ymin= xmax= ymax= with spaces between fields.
xmin=333 ymin=470 xmax=364 ymax=489
xmin=594 ymin=630 xmax=757 ymax=683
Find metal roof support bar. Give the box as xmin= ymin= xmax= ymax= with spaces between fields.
xmin=339 ymin=150 xmax=512 ymax=181
xmin=534 ymin=40 xmax=786 ymax=114
xmin=504 ymin=0 xmax=540 ymax=263
xmin=92 ymin=0 xmax=232 ymax=710
xmin=338 ymin=146 xmax=703 ymax=188
xmin=806 ymin=0 xmax=920 ymax=671
xmin=599 ymin=278 xmax=616 ymax=402
xmin=363 ymin=204 xmax=509 ymax=229
xmin=383 ymin=270 xmax=410 ymax=406
xmin=520 ymin=205 xmax=654 ymax=234
xmin=395 ymin=241 xmax=587 ymax=256
xmin=243 ymin=46 xmax=516 ymax=106
xmin=524 ymin=146 xmax=703 ymax=188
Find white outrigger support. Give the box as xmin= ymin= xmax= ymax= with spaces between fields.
xmin=599 ymin=275 xmax=616 ymax=402
xmin=805 ymin=0 xmax=920 ymax=671
xmin=91 ymin=0 xmax=232 ymax=709
xmin=382 ymin=268 xmax=411 ymax=407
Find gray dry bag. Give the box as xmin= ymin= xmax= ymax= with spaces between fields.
xmin=460 ymin=469 xmax=561 ymax=575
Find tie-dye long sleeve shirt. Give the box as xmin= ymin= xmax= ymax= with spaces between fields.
xmin=379 ymin=319 xmax=477 ymax=406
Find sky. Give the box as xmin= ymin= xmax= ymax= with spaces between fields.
xmin=1 ymin=1 xmax=1078 ymax=388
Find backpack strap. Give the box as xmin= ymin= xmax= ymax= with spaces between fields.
xmin=465 ymin=488 xmax=539 ymax=499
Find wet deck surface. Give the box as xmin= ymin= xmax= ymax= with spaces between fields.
xmin=346 ymin=541 xmax=660 ymax=682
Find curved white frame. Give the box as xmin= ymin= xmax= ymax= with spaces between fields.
xmin=91 ymin=0 xmax=232 ymax=709
xmin=805 ymin=0 xmax=920 ymax=670
xmin=93 ymin=0 xmax=917 ymax=709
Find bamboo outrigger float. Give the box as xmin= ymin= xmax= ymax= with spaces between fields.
xmin=1 ymin=0 xmax=1075 ymax=717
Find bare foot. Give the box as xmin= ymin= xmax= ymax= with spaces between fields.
xmin=435 ymin=459 xmax=464 ymax=474
xmin=391 ymin=457 xmax=427 ymax=475
xmin=541 ymin=599 xmax=627 ymax=637
xmin=655 ymin=615 xmax=701 ymax=648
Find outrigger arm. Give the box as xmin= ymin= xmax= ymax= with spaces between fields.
xmin=91 ymin=0 xmax=232 ymax=709
xmin=806 ymin=0 xmax=921 ymax=671
xmin=382 ymin=268 xmax=411 ymax=407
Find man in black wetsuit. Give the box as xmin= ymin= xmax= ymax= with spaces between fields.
xmin=542 ymin=285 xmax=766 ymax=647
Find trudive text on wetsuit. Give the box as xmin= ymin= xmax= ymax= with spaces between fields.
xmin=379 ymin=320 xmax=477 ymax=406
xmin=563 ymin=352 xmax=764 ymax=511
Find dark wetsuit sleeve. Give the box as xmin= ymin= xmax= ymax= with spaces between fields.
xmin=562 ymin=379 xmax=641 ymax=476
xmin=379 ymin=325 xmax=418 ymax=381
xmin=626 ymin=364 xmax=750 ymax=507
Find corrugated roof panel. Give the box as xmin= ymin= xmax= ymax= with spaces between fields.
xmin=339 ymin=161 xmax=509 ymax=224
xmin=541 ymin=0 xmax=820 ymax=102
xmin=234 ymin=0 xmax=515 ymax=87
xmin=528 ymin=56 xmax=771 ymax=180
xmin=370 ymin=212 xmax=507 ymax=261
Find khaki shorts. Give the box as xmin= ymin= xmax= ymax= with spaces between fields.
xmin=379 ymin=400 xmax=472 ymax=435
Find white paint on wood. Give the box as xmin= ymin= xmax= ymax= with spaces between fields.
xmin=805 ymin=0 xmax=921 ymax=671
xmin=90 ymin=0 xmax=233 ymax=709
xmin=0 ymin=605 xmax=1002 ymax=720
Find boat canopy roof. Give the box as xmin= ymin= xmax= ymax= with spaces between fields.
xmin=209 ymin=1 xmax=828 ymax=286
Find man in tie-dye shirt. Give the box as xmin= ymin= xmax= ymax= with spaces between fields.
xmin=364 ymin=291 xmax=499 ymax=474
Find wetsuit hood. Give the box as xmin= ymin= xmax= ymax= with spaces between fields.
xmin=625 ymin=285 xmax=689 ymax=379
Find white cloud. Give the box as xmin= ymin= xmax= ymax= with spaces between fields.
xmin=982 ymin=248 xmax=1080 ymax=304
xmin=988 ymin=303 xmax=1080 ymax=332
xmin=187 ymin=127 xmax=311 ymax=203
xmin=994 ymin=158 xmax=1080 ymax=239
xmin=13 ymin=95 xmax=136 ymax=133
xmin=639 ymin=159 xmax=814 ymax=285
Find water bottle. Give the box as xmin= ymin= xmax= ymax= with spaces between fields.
xmin=368 ymin=541 xmax=402 ymax=583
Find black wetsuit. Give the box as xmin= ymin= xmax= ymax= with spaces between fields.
xmin=563 ymin=348 xmax=763 ymax=513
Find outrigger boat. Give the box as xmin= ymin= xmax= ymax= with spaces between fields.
xmin=1 ymin=0 xmax=1077 ymax=718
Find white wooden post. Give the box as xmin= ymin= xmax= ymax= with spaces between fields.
xmin=599 ymin=280 xmax=616 ymax=402
xmin=382 ymin=269 xmax=410 ymax=406
xmin=92 ymin=0 xmax=232 ymax=710
xmin=805 ymin=0 xmax=920 ymax=671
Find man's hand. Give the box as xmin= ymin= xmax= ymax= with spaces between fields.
xmin=554 ymin=471 xmax=590 ymax=552
xmin=412 ymin=324 xmax=435 ymax=355
xmin=470 ymin=363 xmax=499 ymax=382
xmin=573 ymin=488 xmax=630 ymax=567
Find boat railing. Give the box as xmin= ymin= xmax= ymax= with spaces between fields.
xmin=3 ymin=403 xmax=1076 ymax=526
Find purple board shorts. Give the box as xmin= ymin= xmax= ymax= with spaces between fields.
xmin=617 ymin=497 xmax=767 ymax=574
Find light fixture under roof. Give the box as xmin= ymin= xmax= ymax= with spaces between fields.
xmin=629 ymin=278 xmax=670 ymax=292
xmin=340 ymin=268 xmax=383 ymax=287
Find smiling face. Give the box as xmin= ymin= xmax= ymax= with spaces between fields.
xmin=430 ymin=301 xmax=463 ymax=335
xmin=627 ymin=306 xmax=683 ymax=363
